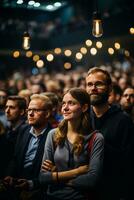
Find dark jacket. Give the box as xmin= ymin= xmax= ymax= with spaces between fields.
xmin=0 ymin=120 xmax=27 ymax=178
xmin=6 ymin=123 xmax=52 ymax=180
xmin=90 ymin=104 xmax=134 ymax=199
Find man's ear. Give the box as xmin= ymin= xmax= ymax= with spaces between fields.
xmin=82 ymin=104 xmax=89 ymax=113
xmin=45 ymin=110 xmax=51 ymax=119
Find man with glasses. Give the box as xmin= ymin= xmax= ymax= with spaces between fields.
xmin=2 ymin=94 xmax=52 ymax=200
xmin=86 ymin=67 xmax=134 ymax=200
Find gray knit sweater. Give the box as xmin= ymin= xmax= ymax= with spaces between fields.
xmin=39 ymin=129 xmax=104 ymax=200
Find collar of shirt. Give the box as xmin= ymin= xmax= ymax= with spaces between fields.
xmin=29 ymin=125 xmax=48 ymax=138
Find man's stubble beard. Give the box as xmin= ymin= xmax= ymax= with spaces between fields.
xmin=89 ymin=91 xmax=109 ymax=106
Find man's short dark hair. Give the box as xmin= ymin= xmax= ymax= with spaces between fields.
xmin=87 ymin=67 xmax=112 ymax=85
xmin=7 ymin=96 xmax=27 ymax=110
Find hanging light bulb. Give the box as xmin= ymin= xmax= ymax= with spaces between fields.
xmin=92 ymin=11 xmax=103 ymax=38
xmin=22 ymin=31 xmax=30 ymax=50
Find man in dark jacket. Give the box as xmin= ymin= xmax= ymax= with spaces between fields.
xmin=0 ymin=96 xmax=27 ymax=178
xmin=2 ymin=94 xmax=53 ymax=200
xmin=86 ymin=67 xmax=134 ymax=200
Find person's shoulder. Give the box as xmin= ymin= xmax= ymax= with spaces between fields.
xmin=47 ymin=128 xmax=57 ymax=138
xmin=19 ymin=123 xmax=31 ymax=133
xmin=92 ymin=130 xmax=104 ymax=141
xmin=95 ymin=131 xmax=104 ymax=141
xmin=110 ymin=104 xmax=133 ymax=121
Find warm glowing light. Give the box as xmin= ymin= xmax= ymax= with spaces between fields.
xmin=76 ymin=52 xmax=83 ymax=60
xmin=46 ymin=54 xmax=54 ymax=62
xmin=114 ymin=43 xmax=120 ymax=49
xmin=96 ymin=41 xmax=102 ymax=48
xmin=85 ymin=40 xmax=92 ymax=47
xmin=26 ymin=51 xmax=33 ymax=57
xmin=64 ymin=49 xmax=72 ymax=57
xmin=108 ymin=48 xmax=114 ymax=55
xmin=13 ymin=51 xmax=20 ymax=58
xmin=36 ymin=60 xmax=44 ymax=68
xmin=22 ymin=32 xmax=30 ymax=50
xmin=90 ymin=48 xmax=97 ymax=55
xmin=64 ymin=62 xmax=72 ymax=69
xmin=92 ymin=12 xmax=103 ymax=38
xmin=33 ymin=55 xmax=40 ymax=62
xmin=92 ymin=19 xmax=103 ymax=38
xmin=80 ymin=47 xmax=87 ymax=54
xmin=124 ymin=50 xmax=130 ymax=57
xmin=129 ymin=27 xmax=134 ymax=34
xmin=54 ymin=48 xmax=62 ymax=54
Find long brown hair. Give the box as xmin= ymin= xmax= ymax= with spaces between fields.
xmin=54 ymin=88 xmax=92 ymax=155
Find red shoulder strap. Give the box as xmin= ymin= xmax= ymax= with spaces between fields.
xmin=88 ymin=131 xmax=97 ymax=155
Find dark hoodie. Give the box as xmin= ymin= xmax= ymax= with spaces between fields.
xmin=90 ymin=104 xmax=134 ymax=199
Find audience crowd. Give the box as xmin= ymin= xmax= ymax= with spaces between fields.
xmin=0 ymin=60 xmax=134 ymax=200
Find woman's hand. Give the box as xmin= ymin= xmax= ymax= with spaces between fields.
xmin=76 ymin=165 xmax=89 ymax=176
xmin=52 ymin=164 xmax=89 ymax=182
xmin=41 ymin=160 xmax=56 ymax=172
xmin=3 ymin=176 xmax=14 ymax=186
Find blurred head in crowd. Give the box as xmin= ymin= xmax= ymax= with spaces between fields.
xmin=30 ymin=83 xmax=45 ymax=94
xmin=108 ymin=83 xmax=122 ymax=105
xmin=118 ymin=77 xmax=129 ymax=91
xmin=45 ymin=80 xmax=60 ymax=93
xmin=42 ymin=92 xmax=62 ymax=127
xmin=120 ymin=87 xmax=134 ymax=112
xmin=0 ymin=90 xmax=7 ymax=109
xmin=16 ymin=79 xmax=26 ymax=92
xmin=18 ymin=89 xmax=32 ymax=106
xmin=76 ymin=77 xmax=86 ymax=89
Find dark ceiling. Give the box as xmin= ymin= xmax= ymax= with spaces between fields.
xmin=0 ymin=0 xmax=134 ymax=77
xmin=0 ymin=0 xmax=134 ymax=48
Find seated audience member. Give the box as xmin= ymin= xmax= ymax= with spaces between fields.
xmin=0 ymin=89 xmax=9 ymax=129
xmin=0 ymin=121 xmax=7 ymax=178
xmin=42 ymin=92 xmax=63 ymax=128
xmin=5 ymin=95 xmax=27 ymax=142
xmin=86 ymin=67 xmax=134 ymax=200
xmin=30 ymin=83 xmax=46 ymax=94
xmin=18 ymin=89 xmax=32 ymax=106
xmin=108 ymin=83 xmax=122 ymax=105
xmin=39 ymin=88 xmax=104 ymax=200
xmin=1 ymin=94 xmax=53 ymax=200
xmin=118 ymin=77 xmax=129 ymax=91
xmin=120 ymin=87 xmax=134 ymax=122
xmin=0 ymin=96 xmax=27 ymax=178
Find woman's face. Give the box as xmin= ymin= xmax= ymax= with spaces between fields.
xmin=61 ymin=93 xmax=83 ymax=121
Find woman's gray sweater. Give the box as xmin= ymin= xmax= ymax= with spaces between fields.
xmin=39 ymin=129 xmax=104 ymax=200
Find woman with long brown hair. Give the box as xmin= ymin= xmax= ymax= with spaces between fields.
xmin=39 ymin=88 xmax=104 ymax=200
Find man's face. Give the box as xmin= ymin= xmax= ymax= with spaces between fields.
xmin=5 ymin=100 xmax=22 ymax=122
xmin=86 ymin=72 xmax=111 ymax=106
xmin=120 ymin=88 xmax=134 ymax=110
xmin=27 ymin=99 xmax=49 ymax=128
